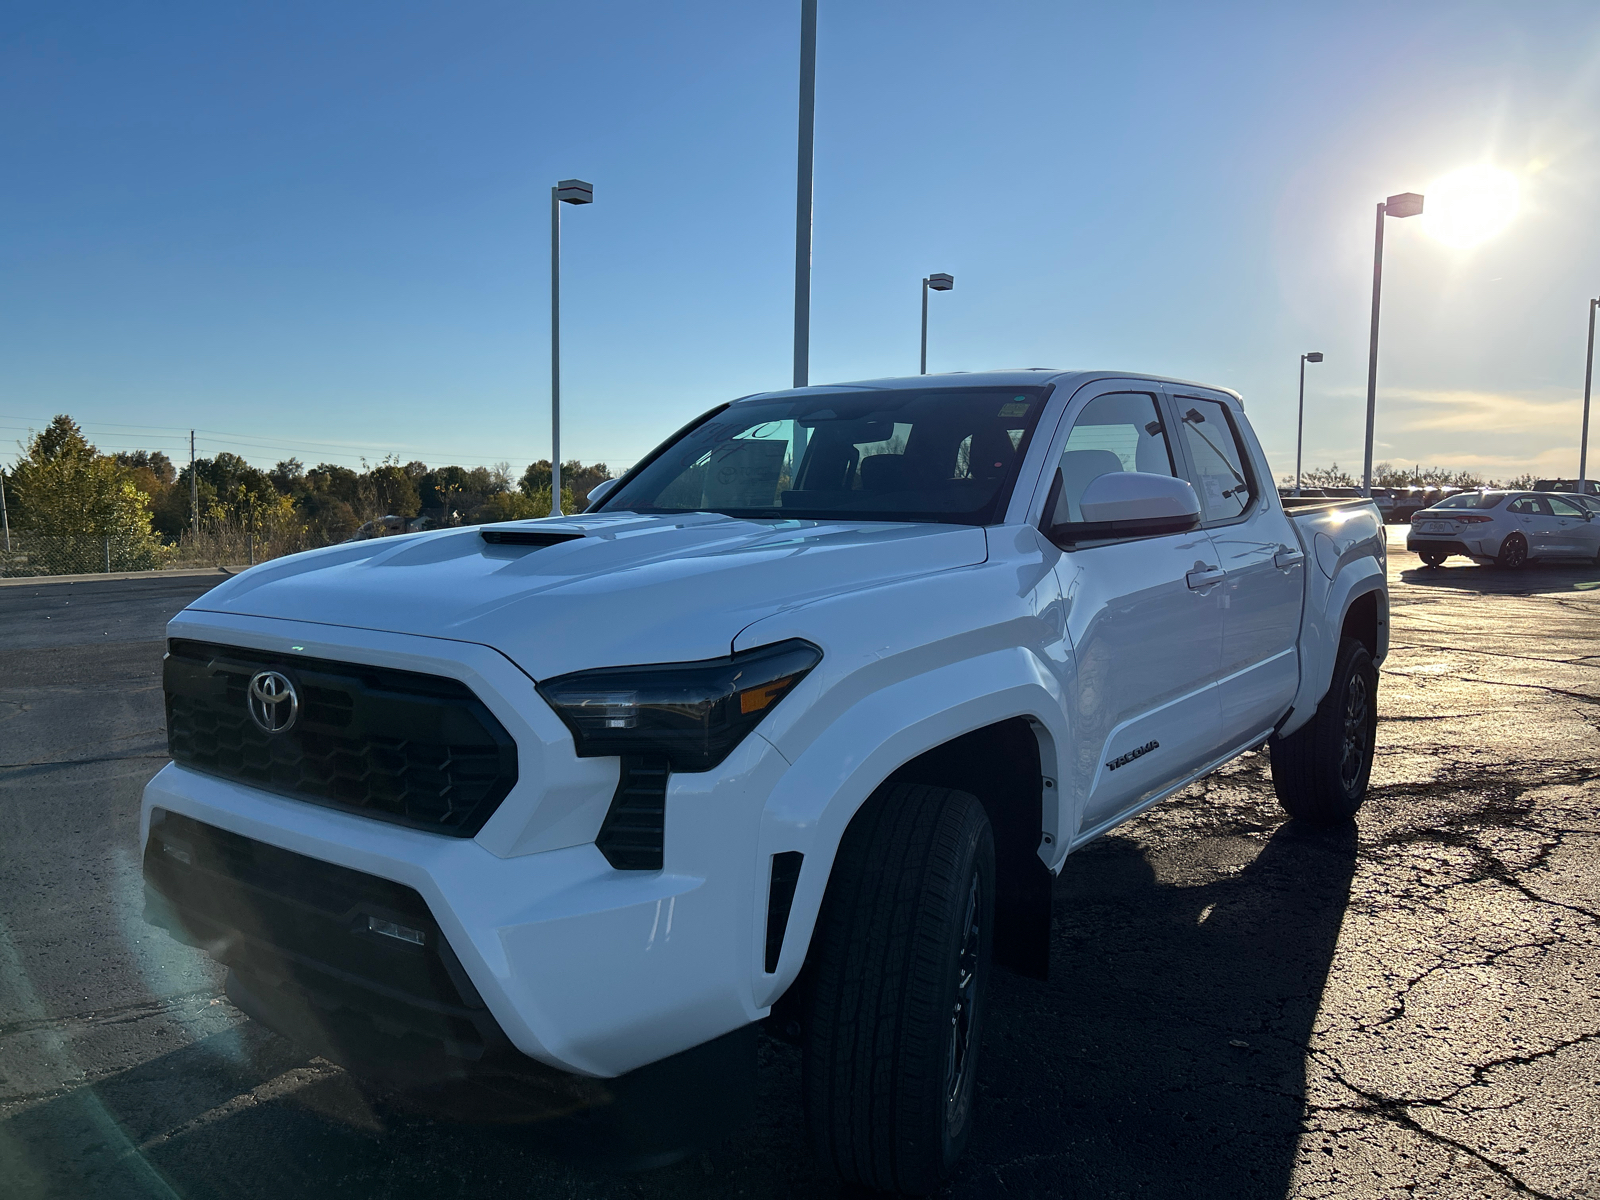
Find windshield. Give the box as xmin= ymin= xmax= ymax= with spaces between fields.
xmin=598 ymin=386 xmax=1050 ymax=524
xmin=1433 ymin=491 xmax=1504 ymax=510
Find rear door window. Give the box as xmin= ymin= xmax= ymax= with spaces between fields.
xmin=1174 ymin=397 xmax=1254 ymax=522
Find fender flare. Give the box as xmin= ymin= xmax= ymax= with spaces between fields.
xmin=1279 ymin=558 xmax=1388 ymax=739
xmin=748 ymin=647 xmax=1068 ymax=1008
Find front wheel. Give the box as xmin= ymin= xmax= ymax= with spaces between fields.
xmin=802 ymin=783 xmax=995 ymax=1195
xmin=1269 ymin=636 xmax=1378 ymax=826
xmin=1496 ymin=533 xmax=1528 ymax=570
xmin=1419 ymin=551 xmax=1447 ymax=568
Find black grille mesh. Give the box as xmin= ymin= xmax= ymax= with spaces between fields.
xmin=596 ymin=755 xmax=668 ymax=870
xmin=165 ymin=639 xmax=517 ymax=837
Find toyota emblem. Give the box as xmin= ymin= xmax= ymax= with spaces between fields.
xmin=247 ymin=670 xmax=299 ymax=734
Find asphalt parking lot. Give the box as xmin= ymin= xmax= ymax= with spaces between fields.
xmin=2 ymin=548 xmax=1597 ymax=1199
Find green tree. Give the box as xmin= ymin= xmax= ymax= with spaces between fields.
xmin=6 ymin=416 xmax=173 ymax=570
xmin=366 ymin=463 xmax=421 ymax=517
xmin=486 ymin=484 xmax=575 ymax=521
xmin=520 ymin=459 xmax=612 ymax=509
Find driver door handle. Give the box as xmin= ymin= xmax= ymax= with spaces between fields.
xmin=1186 ymin=565 xmax=1225 ymax=589
xmin=1273 ymin=548 xmax=1305 ymax=569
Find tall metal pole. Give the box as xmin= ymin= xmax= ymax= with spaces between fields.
xmin=1581 ymin=296 xmax=1596 ymax=494
xmin=792 ymin=0 xmax=817 ymax=389
xmin=919 ymin=277 xmax=929 ymax=375
xmin=551 ymin=186 xmax=563 ymax=516
xmin=190 ymin=430 xmax=198 ymax=535
xmin=1362 ymin=201 xmax=1385 ymax=497
xmin=1296 ymin=355 xmax=1307 ymax=497
xmin=0 ymin=469 xmax=11 ymax=552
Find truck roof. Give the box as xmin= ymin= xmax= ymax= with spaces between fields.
xmin=738 ymin=369 xmax=1244 ymax=404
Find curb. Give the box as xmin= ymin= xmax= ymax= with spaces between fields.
xmin=0 ymin=565 xmax=246 ymax=589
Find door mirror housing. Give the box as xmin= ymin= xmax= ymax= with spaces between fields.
xmin=585 ymin=477 xmax=620 ymax=508
xmin=1046 ymin=470 xmax=1201 ymax=544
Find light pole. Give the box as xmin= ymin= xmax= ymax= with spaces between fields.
xmin=550 ymin=178 xmax=594 ymax=517
xmin=1294 ymin=351 xmax=1324 ymax=496
xmin=920 ymin=273 xmax=953 ymax=375
xmin=1362 ymin=191 xmax=1423 ymax=496
xmin=793 ymin=0 xmax=818 ymax=388
xmin=1580 ymin=296 xmax=1597 ymax=495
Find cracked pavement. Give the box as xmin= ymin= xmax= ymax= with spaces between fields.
xmin=1 ymin=548 xmax=1597 ymax=1198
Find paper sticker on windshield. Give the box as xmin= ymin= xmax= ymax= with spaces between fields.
xmin=999 ymin=399 xmax=1030 ymax=417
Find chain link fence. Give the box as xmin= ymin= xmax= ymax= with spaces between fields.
xmin=0 ymin=523 xmax=352 ymax=578
xmin=0 ymin=533 xmax=176 ymax=578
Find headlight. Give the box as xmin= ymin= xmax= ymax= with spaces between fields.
xmin=536 ymin=639 xmax=822 ymax=771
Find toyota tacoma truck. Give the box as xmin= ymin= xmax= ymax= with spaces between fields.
xmin=142 ymin=370 xmax=1388 ymax=1193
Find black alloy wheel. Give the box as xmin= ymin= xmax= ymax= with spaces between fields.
xmin=944 ymin=871 xmax=983 ymax=1139
xmin=1338 ymin=668 xmax=1372 ymax=795
xmin=1496 ymin=534 xmax=1528 ymax=570
xmin=1268 ymin=635 xmax=1379 ymax=826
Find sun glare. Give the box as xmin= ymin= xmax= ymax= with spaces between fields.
xmin=1421 ymin=164 xmax=1519 ymax=249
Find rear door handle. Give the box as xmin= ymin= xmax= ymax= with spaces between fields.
xmin=1186 ymin=566 xmax=1225 ymax=589
xmin=1273 ymin=548 xmax=1305 ymax=569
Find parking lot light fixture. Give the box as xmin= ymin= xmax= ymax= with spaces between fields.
xmin=1362 ymin=191 xmax=1424 ymax=497
xmin=1295 ymin=352 xmax=1324 ymax=497
xmin=1581 ymin=296 xmax=1597 ymax=494
xmin=920 ymin=272 xmax=954 ymax=375
xmin=550 ymin=179 xmax=594 ymax=517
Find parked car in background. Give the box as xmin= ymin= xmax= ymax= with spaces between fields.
xmin=1391 ymin=486 xmax=1466 ymax=523
xmin=1556 ymin=491 xmax=1600 ymax=517
xmin=347 ymin=514 xmax=434 ymax=541
xmin=1407 ymin=490 xmax=1600 ymax=568
xmin=1534 ymin=478 xmax=1600 ymax=497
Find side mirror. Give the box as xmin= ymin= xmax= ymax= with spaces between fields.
xmin=1047 ymin=471 xmax=1201 ymax=543
xmin=585 ymin=477 xmax=620 ymax=508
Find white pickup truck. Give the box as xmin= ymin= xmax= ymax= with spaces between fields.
xmin=142 ymin=370 xmax=1388 ymax=1193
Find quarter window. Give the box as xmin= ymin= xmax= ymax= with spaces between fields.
xmin=1176 ymin=397 xmax=1253 ymax=522
xmin=1048 ymin=392 xmax=1177 ymax=524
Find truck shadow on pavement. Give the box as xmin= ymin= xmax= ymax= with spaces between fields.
xmin=3 ymin=817 xmax=1355 ymax=1200
xmin=957 ymin=817 xmax=1358 ymax=1199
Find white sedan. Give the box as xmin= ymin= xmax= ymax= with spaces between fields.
xmin=1407 ymin=490 xmax=1600 ymax=569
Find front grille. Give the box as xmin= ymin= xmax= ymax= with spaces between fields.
xmin=144 ymin=809 xmax=494 ymax=1068
xmin=165 ymin=639 xmax=518 ymax=837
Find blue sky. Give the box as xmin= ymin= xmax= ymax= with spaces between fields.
xmin=3 ymin=1 xmax=1599 ymax=481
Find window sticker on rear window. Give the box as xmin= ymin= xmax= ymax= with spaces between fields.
xmin=999 ymin=399 xmax=1030 ymax=417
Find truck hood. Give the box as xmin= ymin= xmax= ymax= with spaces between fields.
xmin=185 ymin=512 xmax=988 ymax=678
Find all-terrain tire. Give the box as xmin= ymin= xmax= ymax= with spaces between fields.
xmin=1419 ymin=551 xmax=1447 ymax=568
xmin=802 ymin=783 xmax=995 ymax=1196
xmin=1269 ymin=636 xmax=1378 ymax=826
xmin=1496 ymin=533 xmax=1528 ymax=570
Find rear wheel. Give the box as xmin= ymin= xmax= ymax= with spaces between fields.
xmin=1269 ymin=636 xmax=1378 ymax=826
xmin=802 ymin=783 xmax=995 ymax=1196
xmin=1419 ymin=551 xmax=1447 ymax=568
xmin=1496 ymin=533 xmax=1528 ymax=570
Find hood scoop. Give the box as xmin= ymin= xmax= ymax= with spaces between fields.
xmin=480 ymin=528 xmax=587 ymax=548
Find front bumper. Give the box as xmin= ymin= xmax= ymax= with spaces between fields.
xmin=140 ymin=612 xmax=786 ymax=1078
